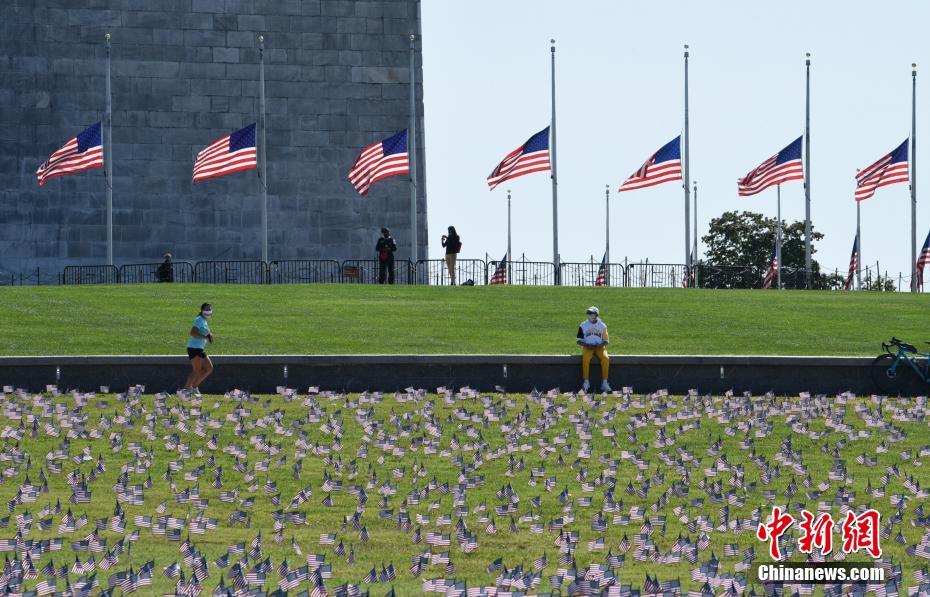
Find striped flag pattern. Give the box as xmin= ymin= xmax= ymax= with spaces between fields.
xmin=36 ymin=123 xmax=104 ymax=186
xmin=192 ymin=123 xmax=257 ymax=183
xmin=489 ymin=254 xmax=508 ymax=285
xmin=619 ymin=136 xmax=682 ymax=192
xmin=595 ymin=253 xmax=607 ymax=287
xmin=916 ymin=229 xmax=930 ymax=290
xmin=855 ymin=140 xmax=909 ymax=201
xmin=487 ymin=127 xmax=550 ymax=190
xmin=348 ymin=129 xmax=410 ymax=195
xmin=737 ymin=136 xmax=803 ymax=197
xmin=844 ymin=233 xmax=860 ymax=291
xmin=761 ymin=243 xmax=778 ymax=289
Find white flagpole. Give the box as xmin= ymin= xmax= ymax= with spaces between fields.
xmin=409 ymin=34 xmax=419 ymax=266
xmin=693 ymin=180 xmax=699 ymax=287
xmin=258 ymin=35 xmax=268 ymax=263
xmin=105 ymin=33 xmax=113 ymax=266
xmin=550 ymin=39 xmax=560 ymax=284
xmin=507 ymin=189 xmax=512 ymax=283
xmin=776 ymin=184 xmax=782 ymax=289
xmin=804 ymin=52 xmax=812 ymax=288
xmin=605 ymin=184 xmax=610 ymax=285
xmin=911 ymin=63 xmax=918 ymax=292
xmin=683 ymin=45 xmax=692 ymax=285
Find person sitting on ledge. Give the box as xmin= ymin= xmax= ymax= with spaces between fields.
xmin=576 ymin=306 xmax=611 ymax=394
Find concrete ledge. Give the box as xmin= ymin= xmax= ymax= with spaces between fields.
xmin=0 ymin=354 xmax=875 ymax=366
xmin=0 ymin=354 xmax=904 ymax=396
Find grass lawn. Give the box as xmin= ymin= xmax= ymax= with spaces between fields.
xmin=0 ymin=284 xmax=924 ymax=356
xmin=0 ymin=388 xmax=923 ymax=595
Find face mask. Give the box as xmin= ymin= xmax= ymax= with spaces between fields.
xmin=202 ymin=310 xmax=212 ymax=318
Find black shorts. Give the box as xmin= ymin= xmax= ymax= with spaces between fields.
xmin=187 ymin=348 xmax=207 ymax=360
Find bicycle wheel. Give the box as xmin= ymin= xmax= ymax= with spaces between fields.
xmin=871 ymin=354 xmax=914 ymax=395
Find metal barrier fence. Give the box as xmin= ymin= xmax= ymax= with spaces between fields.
xmin=42 ymin=259 xmax=911 ymax=290
xmin=193 ymin=260 xmax=268 ymax=284
xmin=269 ymin=260 xmax=342 ymax=284
xmin=559 ymin=262 xmax=628 ymax=287
xmin=490 ymin=257 xmax=557 ymax=286
xmin=119 ymin=262 xmax=195 ymax=284
xmin=626 ymin=263 xmax=689 ymax=288
xmin=417 ymin=259 xmax=488 ymax=285
xmin=62 ymin=265 xmax=119 ymax=285
xmin=340 ymin=260 xmax=415 ymax=285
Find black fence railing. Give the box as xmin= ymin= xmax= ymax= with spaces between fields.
xmin=558 ymin=262 xmax=628 ymax=287
xmin=193 ymin=260 xmax=268 ymax=284
xmin=418 ymin=259 xmax=488 ymax=286
xmin=8 ymin=258 xmax=912 ymax=290
xmin=490 ymin=257 xmax=556 ymax=286
xmin=340 ymin=260 xmax=415 ymax=285
xmin=269 ymin=260 xmax=342 ymax=284
xmin=62 ymin=265 xmax=119 ymax=285
xmin=119 ymin=262 xmax=195 ymax=284
xmin=627 ymin=263 xmax=689 ymax=288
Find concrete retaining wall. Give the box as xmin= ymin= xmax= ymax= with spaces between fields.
xmin=0 ymin=354 xmax=910 ymax=396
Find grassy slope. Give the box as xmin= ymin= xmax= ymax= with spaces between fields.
xmin=3 ymin=389 xmax=926 ymax=595
xmin=0 ymin=284 xmax=924 ymax=356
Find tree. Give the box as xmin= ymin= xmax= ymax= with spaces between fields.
xmin=700 ymin=211 xmax=826 ymax=289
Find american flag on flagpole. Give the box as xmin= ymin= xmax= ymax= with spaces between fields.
xmin=761 ymin=243 xmax=778 ymax=289
xmin=916 ymin=229 xmax=930 ymax=290
xmin=487 ymin=127 xmax=550 ymax=190
xmin=348 ymin=129 xmax=410 ymax=195
xmin=855 ymin=140 xmax=909 ymax=201
xmin=192 ymin=124 xmax=257 ymax=182
xmin=844 ymin=234 xmax=859 ymax=291
xmin=737 ymin=136 xmax=803 ymax=196
xmin=489 ymin=254 xmax=508 ymax=285
xmin=36 ymin=123 xmax=104 ymax=186
xmin=595 ymin=253 xmax=607 ymax=286
xmin=618 ymin=136 xmax=682 ymax=192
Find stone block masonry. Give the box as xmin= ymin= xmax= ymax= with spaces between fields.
xmin=0 ymin=0 xmax=427 ymax=279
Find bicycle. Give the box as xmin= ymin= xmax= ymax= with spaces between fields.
xmin=871 ymin=337 xmax=930 ymax=394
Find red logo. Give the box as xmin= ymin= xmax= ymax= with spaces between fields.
xmin=756 ymin=506 xmax=794 ymax=560
xmin=758 ymin=507 xmax=882 ymax=560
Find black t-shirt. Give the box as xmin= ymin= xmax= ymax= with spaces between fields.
xmin=442 ymin=233 xmax=460 ymax=255
xmin=376 ymin=236 xmax=397 ymax=260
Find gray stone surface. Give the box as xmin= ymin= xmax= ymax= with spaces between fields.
xmin=0 ymin=0 xmax=427 ymax=281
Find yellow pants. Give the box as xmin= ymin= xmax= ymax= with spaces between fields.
xmin=581 ymin=346 xmax=609 ymax=380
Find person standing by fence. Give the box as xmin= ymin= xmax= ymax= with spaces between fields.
xmin=156 ymin=253 xmax=174 ymax=283
xmin=441 ymin=226 xmax=461 ymax=286
xmin=376 ymin=227 xmax=397 ymax=284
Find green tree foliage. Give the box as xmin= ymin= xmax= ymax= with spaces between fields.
xmin=700 ymin=210 xmax=829 ymax=289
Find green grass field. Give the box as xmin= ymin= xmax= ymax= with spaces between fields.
xmin=0 ymin=285 xmax=924 ymax=356
xmin=0 ymin=388 xmax=922 ymax=595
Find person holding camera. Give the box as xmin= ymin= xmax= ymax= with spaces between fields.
xmin=440 ymin=226 xmax=461 ymax=286
xmin=375 ymin=227 xmax=397 ymax=284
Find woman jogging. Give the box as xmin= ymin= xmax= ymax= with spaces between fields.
xmin=184 ymin=302 xmax=214 ymax=397
xmin=441 ymin=226 xmax=461 ymax=285
xmin=576 ymin=306 xmax=611 ymax=393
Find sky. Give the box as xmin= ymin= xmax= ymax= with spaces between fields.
xmin=420 ymin=0 xmax=928 ymax=281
